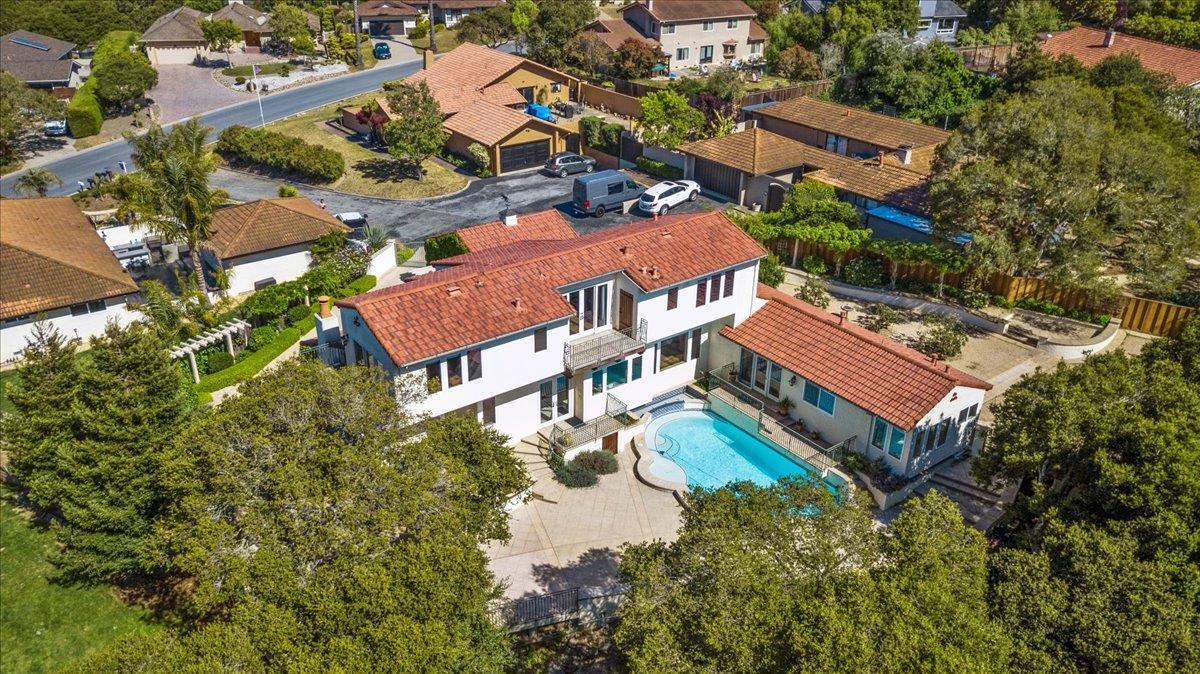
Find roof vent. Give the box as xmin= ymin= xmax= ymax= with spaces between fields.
xmin=659 ymin=229 xmax=671 ymax=238
xmin=474 ymin=277 xmax=485 ymax=288
xmin=447 ymin=285 xmax=462 ymax=297
xmin=503 ymin=213 xmax=518 ymax=226
xmin=929 ymin=352 xmax=940 ymax=364
xmin=651 ymin=266 xmax=661 ymax=279
xmin=511 ymin=297 xmax=523 ymax=309
xmin=619 ymin=245 xmax=629 ymax=255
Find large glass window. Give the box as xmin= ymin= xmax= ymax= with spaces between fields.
xmin=426 ymin=362 xmax=441 ymax=393
xmin=690 ymin=328 xmax=701 ymax=360
xmin=803 ymin=381 xmax=835 ymax=414
xmin=723 ymin=269 xmax=735 ymax=297
xmin=482 ymin=397 xmax=496 ymax=424
xmin=888 ymin=427 xmax=905 ymax=458
xmin=606 ymin=361 xmax=628 ymax=389
xmin=676 ymin=46 xmax=689 ymax=61
xmin=592 ymin=370 xmax=604 ymax=394
xmin=466 ymin=348 xmax=482 ymax=381
xmin=696 ymin=278 xmax=707 ymax=306
xmin=738 ymin=349 xmax=753 ymax=385
xmin=913 ymin=427 xmax=927 ymax=457
xmin=583 ymin=287 xmax=595 ymax=330
xmin=754 ymin=355 xmax=768 ymax=389
xmin=534 ymin=327 xmax=547 ymax=352
xmin=768 ymin=363 xmax=781 ymax=398
xmin=709 ymin=273 xmax=720 ymax=302
xmin=597 ymin=285 xmax=608 ymax=326
xmin=667 ymin=288 xmax=678 ymax=310
xmin=924 ymin=424 xmax=937 ymax=453
xmin=540 ymin=380 xmax=553 ymax=421
xmin=556 ymin=375 xmax=569 ymax=416
xmin=659 ymin=333 xmax=688 ymax=370
xmin=632 ymin=355 xmax=643 ymax=380
xmin=937 ymin=418 xmax=951 ymax=446
xmin=568 ymin=291 xmax=580 ymax=334
xmin=871 ymin=417 xmax=888 ymax=449
xmin=446 ymin=355 xmax=463 ymax=387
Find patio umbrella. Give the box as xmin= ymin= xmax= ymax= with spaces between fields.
xmin=652 ymin=63 xmax=667 ymax=73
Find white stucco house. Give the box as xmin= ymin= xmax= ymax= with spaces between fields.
xmin=204 ymin=197 xmax=350 ymax=296
xmin=316 ymin=209 xmax=989 ymax=483
xmin=1 ymin=197 xmax=140 ymax=362
xmin=586 ymin=0 xmax=768 ymax=70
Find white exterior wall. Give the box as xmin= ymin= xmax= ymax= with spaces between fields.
xmin=1 ymin=299 xmax=138 ymax=362
xmin=96 ymin=224 xmax=144 ymax=249
xmin=901 ymin=385 xmax=985 ymax=475
xmin=144 ymin=43 xmax=211 ymax=65
xmin=624 ymin=6 xmax=756 ymax=67
xmin=217 ymin=244 xmax=313 ymax=295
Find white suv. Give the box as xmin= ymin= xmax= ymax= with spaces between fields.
xmin=638 ymin=180 xmax=700 ymax=215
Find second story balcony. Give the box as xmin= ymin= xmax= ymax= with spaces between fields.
xmin=563 ymin=319 xmax=647 ymax=375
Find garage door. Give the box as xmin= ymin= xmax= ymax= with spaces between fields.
xmin=148 ymin=46 xmax=203 ymax=65
xmin=693 ymin=157 xmax=742 ymax=202
xmin=499 ymin=139 xmax=550 ymax=173
xmin=369 ymin=20 xmax=406 ymax=36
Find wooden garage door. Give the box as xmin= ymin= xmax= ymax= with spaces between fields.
xmin=693 ymin=158 xmax=741 ymax=201
xmin=500 ymin=139 xmax=550 ymax=173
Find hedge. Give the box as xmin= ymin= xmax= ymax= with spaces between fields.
xmin=635 ymin=155 xmax=683 ymax=180
xmin=216 ymin=125 xmax=345 ymax=182
xmin=424 ymin=232 xmax=468 ymax=262
xmin=66 ymin=78 xmax=102 ymax=138
xmin=92 ymin=31 xmax=138 ymax=65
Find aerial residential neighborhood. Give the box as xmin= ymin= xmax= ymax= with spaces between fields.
xmin=1 ymin=0 xmax=1198 ymax=672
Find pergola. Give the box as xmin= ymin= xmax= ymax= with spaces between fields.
xmin=170 ymin=319 xmax=252 ymax=383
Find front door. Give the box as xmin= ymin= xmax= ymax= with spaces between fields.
xmin=602 ymin=432 xmax=618 ymax=454
xmin=618 ymin=290 xmax=633 ymax=331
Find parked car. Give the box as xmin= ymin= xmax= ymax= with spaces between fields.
xmin=335 ymin=212 xmax=368 ymax=227
xmin=43 ymin=120 xmax=68 ymax=136
xmin=524 ymin=102 xmax=556 ymax=123
xmin=573 ymin=170 xmax=645 ymax=217
xmin=373 ymin=42 xmax=391 ymax=60
xmin=638 ymin=180 xmax=700 ymax=215
xmin=544 ymin=152 xmax=596 ymax=178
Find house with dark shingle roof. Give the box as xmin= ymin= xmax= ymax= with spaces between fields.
xmin=357 ymin=0 xmax=421 ymax=36
xmin=139 ymin=3 xmax=321 ymax=65
xmin=715 ymin=284 xmax=990 ymax=478
xmin=0 ymin=30 xmax=79 ymax=89
xmin=1 ymin=197 xmax=140 ymax=361
xmin=203 ymin=198 xmax=350 ymax=294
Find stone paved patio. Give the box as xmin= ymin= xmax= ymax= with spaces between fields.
xmin=486 ymin=439 xmax=682 ymax=599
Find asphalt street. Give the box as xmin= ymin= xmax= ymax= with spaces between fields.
xmin=0 ymin=52 xmax=434 ymax=197
xmin=211 ymin=167 xmax=724 ymax=245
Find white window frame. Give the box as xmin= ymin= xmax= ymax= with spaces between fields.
xmin=662 ymin=23 xmax=675 ymax=35
xmin=727 ymin=19 xmax=738 ymax=29
xmin=936 ymin=18 xmax=956 ymax=34
xmin=702 ymin=20 xmax=714 ymax=31
xmin=918 ymin=18 xmax=932 ymax=31
xmin=676 ymin=46 xmax=689 ymax=61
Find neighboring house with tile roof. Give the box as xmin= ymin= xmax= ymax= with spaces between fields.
xmin=0 ymin=30 xmax=79 ymax=88
xmin=1040 ymin=26 xmax=1200 ymax=87
xmin=342 ymin=43 xmax=579 ymax=174
xmin=203 ymin=198 xmax=351 ymax=295
xmin=454 ymin=209 xmax=579 ymax=253
xmin=713 ymin=284 xmax=990 ymax=478
xmin=585 ymin=0 xmax=767 ymax=68
xmin=0 ymin=197 xmax=140 ymax=361
xmin=749 ymin=96 xmax=950 ymax=174
xmin=327 ymin=210 xmax=766 ymax=449
xmin=357 ymin=0 xmax=421 ymax=36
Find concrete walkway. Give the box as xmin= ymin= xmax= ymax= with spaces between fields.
xmin=486 ymin=440 xmax=681 ymax=599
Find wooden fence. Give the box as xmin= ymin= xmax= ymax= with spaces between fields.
xmin=739 ymin=80 xmax=834 ymax=106
xmin=952 ymin=44 xmax=1017 ymax=72
xmin=579 ymin=82 xmax=643 ymax=118
xmin=600 ymin=77 xmax=835 ymax=112
xmin=768 ymin=237 xmax=1197 ymax=337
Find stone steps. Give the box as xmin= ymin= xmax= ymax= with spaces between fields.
xmin=929 ymin=471 xmax=1004 ymax=505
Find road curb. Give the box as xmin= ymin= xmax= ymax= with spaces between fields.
xmin=219 ymin=164 xmax=478 ymax=203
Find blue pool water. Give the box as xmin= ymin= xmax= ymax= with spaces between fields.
xmin=646 ymin=409 xmax=843 ymax=491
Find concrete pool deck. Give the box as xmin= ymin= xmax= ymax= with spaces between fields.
xmin=485 ymin=439 xmax=682 ymax=599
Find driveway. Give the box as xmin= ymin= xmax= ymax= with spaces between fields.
xmin=211 ymin=167 xmax=727 ymax=244
xmin=149 ymin=65 xmax=251 ymax=125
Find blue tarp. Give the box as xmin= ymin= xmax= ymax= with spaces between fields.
xmin=867 ymin=205 xmax=971 ymax=246
xmin=525 ymin=103 xmax=555 ymax=122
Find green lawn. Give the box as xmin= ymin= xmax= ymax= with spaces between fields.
xmin=0 ymin=368 xmax=17 ymax=414
xmin=0 ymin=499 xmax=161 ymax=673
xmin=222 ymin=62 xmax=289 ymax=77
xmin=407 ymin=28 xmax=461 ymax=52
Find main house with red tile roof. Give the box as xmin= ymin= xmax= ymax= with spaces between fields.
xmin=1 ymin=197 xmax=140 ymax=361
xmin=340 ymin=43 xmax=578 ymax=175
xmin=586 ymin=0 xmax=768 ymax=70
xmin=317 ymin=210 xmax=987 ymax=483
xmin=1040 ymin=26 xmax=1200 ymax=87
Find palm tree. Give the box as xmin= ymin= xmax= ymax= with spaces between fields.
xmin=13 ymin=168 xmax=63 ymax=197
xmin=120 ymin=118 xmax=226 ymax=294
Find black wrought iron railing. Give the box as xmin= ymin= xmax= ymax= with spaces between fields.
xmin=547 ymin=393 xmax=632 ymax=457
xmin=563 ymin=319 xmax=647 ymax=374
xmin=299 ymin=342 xmax=346 ymax=367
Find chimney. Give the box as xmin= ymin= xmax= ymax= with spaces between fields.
xmin=646 ymin=0 xmax=654 ymax=11
xmin=317 ymin=295 xmax=332 ymax=318
xmin=838 ymin=310 xmax=846 ymax=325
xmin=512 ymin=298 xmax=523 ymax=309
xmin=423 ymin=48 xmax=435 ymax=69
xmin=503 ymin=213 xmax=518 ymax=226
xmin=876 ymin=151 xmax=886 ymax=167
xmin=929 ymin=353 xmax=940 ymax=364
xmin=619 ymin=245 xmax=628 ymax=255
xmin=897 ymin=143 xmax=913 ymax=166
xmin=1103 ymin=27 xmax=1115 ymax=47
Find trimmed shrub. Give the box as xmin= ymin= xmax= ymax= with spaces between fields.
xmin=215 ymin=125 xmax=345 ymax=182
xmin=794 ymin=276 xmax=830 ymax=309
xmin=92 ymin=31 xmax=138 ymax=65
xmin=248 ymin=325 xmax=277 ymax=351
xmin=66 ymin=79 xmax=102 ymax=138
xmin=800 ymin=254 xmax=826 ymax=275
xmin=634 ymin=155 xmax=683 ymax=180
xmin=601 ymin=122 xmax=623 ymax=153
xmin=235 ymin=76 xmax=246 ymax=85
xmin=396 ymin=245 xmax=415 ymax=266
xmin=860 ymin=304 xmax=902 ymax=333
xmin=424 ymin=232 xmax=468 ymax=262
xmin=557 ymin=459 xmax=599 ymax=488
xmin=916 ymin=315 xmax=968 ymax=359
xmin=467 ymin=142 xmax=490 ymax=172
xmin=196 ymin=315 xmax=315 ymax=393
xmin=240 ymin=280 xmax=306 ymax=323
xmin=338 ymin=275 xmax=377 ymax=297
xmin=843 ymin=257 xmax=884 ymax=287
xmin=759 ymin=252 xmax=785 ymax=287
xmin=301 ymin=249 xmax=368 ymax=298
xmin=580 ymin=115 xmax=604 ymax=148
xmin=574 ymin=450 xmax=618 ymax=475
xmin=286 ymin=303 xmax=313 ymax=326
xmin=208 ymin=351 xmax=234 ymax=373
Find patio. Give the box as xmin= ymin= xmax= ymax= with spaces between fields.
xmin=485 ymin=438 xmax=682 ymax=599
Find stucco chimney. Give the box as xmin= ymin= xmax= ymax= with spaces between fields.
xmin=897 ymin=143 xmax=913 ymax=165
xmin=1103 ymin=27 xmax=1116 ymax=47
xmin=317 ymin=296 xmax=332 ymax=318
xmin=646 ymin=0 xmax=654 ymax=11
xmin=876 ymin=150 xmax=886 ymax=167
xmin=503 ymin=212 xmax=518 ymax=226
xmin=423 ymin=48 xmax=435 ymax=69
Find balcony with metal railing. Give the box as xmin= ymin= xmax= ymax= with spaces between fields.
xmin=548 ymin=393 xmax=634 ymax=457
xmin=563 ymin=319 xmax=647 ymax=375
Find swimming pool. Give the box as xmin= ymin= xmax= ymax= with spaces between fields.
xmin=644 ymin=409 xmax=845 ymax=492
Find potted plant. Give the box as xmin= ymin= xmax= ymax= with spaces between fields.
xmin=777 ymin=396 xmax=791 ymax=416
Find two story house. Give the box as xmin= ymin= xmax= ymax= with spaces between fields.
xmin=913 ymin=0 xmax=967 ymax=43
xmin=587 ymin=0 xmax=767 ymax=70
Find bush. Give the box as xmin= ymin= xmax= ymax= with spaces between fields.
xmin=467 ymin=142 xmax=490 ymax=173
xmin=92 ymin=30 xmax=138 ymax=65
xmin=300 ymin=249 xmax=369 ymax=298
xmin=601 ymin=123 xmax=623 ymax=153
xmin=916 ymin=315 xmax=968 ymax=359
xmin=860 ymin=304 xmax=902 ymax=333
xmin=248 ymin=325 xmax=278 ymax=351
xmin=277 ymin=183 xmax=298 ymax=197
xmin=196 ymin=314 xmax=315 ymax=393
xmin=424 ymin=232 xmax=469 ymax=262
xmin=992 ymin=295 xmax=1014 ymax=309
xmin=335 ymin=275 xmax=377 ymax=298
xmin=280 ymin=63 xmax=292 ymax=77
xmin=574 ymin=450 xmax=618 ymax=475
xmin=843 ymin=257 xmax=884 ymax=287
xmin=396 ymin=245 xmax=415 ymax=265
xmin=794 ymin=276 xmax=830 ymax=308
xmin=961 ymin=291 xmax=989 ymax=309
xmin=800 ymin=255 xmax=826 ymax=275
xmin=580 ymin=115 xmax=604 ymax=148
xmin=556 ymin=458 xmax=599 ymax=488
xmin=208 ymin=351 xmax=234 ymax=373
xmin=66 ymin=79 xmax=102 ymax=138
xmin=634 ymin=155 xmax=683 ymax=180
xmin=286 ymin=303 xmax=313 ymax=326
xmin=1015 ymin=297 xmax=1110 ymax=326
xmin=235 ymin=76 xmax=246 ymax=85
xmin=240 ymin=280 xmax=306 ymax=323
xmin=215 ymin=125 xmax=346 ymax=182
xmin=759 ymin=252 xmax=785 ymax=287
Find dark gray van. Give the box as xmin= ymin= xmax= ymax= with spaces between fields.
xmin=572 ymin=170 xmax=645 ymax=217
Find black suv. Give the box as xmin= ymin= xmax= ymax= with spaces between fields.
xmin=544 ymin=152 xmax=596 ymax=178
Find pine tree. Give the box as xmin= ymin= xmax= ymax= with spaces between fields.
xmin=2 ymin=322 xmax=81 ymax=509
xmin=50 ymin=323 xmax=193 ymax=583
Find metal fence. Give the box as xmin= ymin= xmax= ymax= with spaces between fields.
xmin=548 ymin=394 xmax=631 ymax=457
xmin=299 ymin=342 xmax=346 ymax=367
xmin=491 ymin=586 xmax=628 ymax=632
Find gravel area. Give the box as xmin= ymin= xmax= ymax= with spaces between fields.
xmin=216 ymin=62 xmax=350 ymax=93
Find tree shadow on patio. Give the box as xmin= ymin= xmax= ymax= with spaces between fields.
xmin=523 ymin=547 xmax=621 ymax=598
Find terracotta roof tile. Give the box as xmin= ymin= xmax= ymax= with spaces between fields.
xmin=442 ymin=100 xmax=545 ymax=146
xmin=0 ymin=197 xmax=138 ymax=320
xmin=455 ymin=209 xmax=578 ymax=252
xmin=678 ymin=127 xmax=856 ymax=175
xmin=625 ymin=0 xmax=756 ymax=21
xmin=208 ymin=198 xmax=350 ymax=260
xmin=754 ymin=96 xmax=950 ymax=150
xmin=339 ymin=211 xmax=765 ymax=366
xmin=405 ymin=42 xmax=530 ymax=92
xmin=804 ymin=160 xmax=930 ymax=215
xmin=1040 ymin=27 xmax=1200 ymax=86
xmin=720 ymin=285 xmax=990 ymax=428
